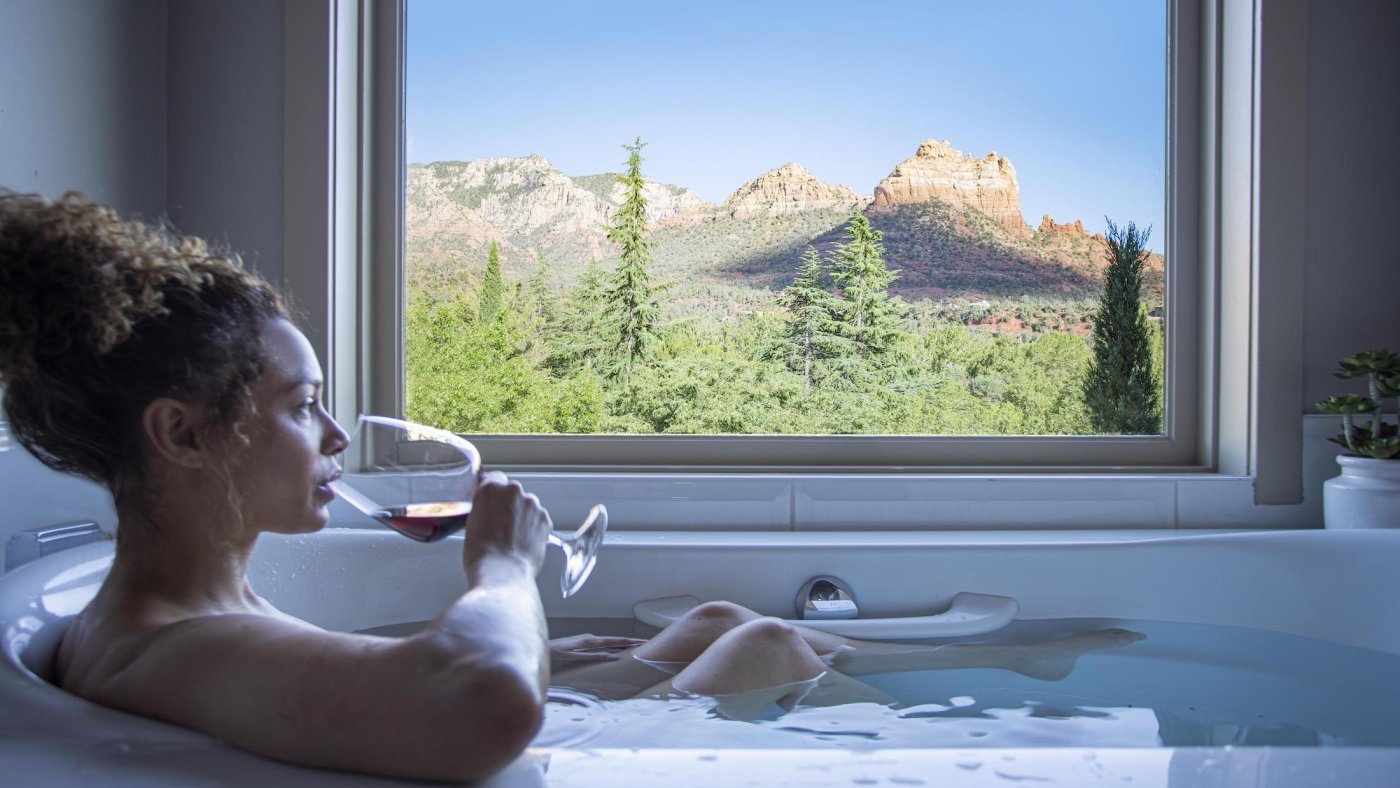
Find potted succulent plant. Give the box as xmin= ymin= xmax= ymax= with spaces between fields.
xmin=1316 ymin=349 xmax=1400 ymax=528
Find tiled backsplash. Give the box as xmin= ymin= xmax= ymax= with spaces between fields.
xmin=332 ymin=417 xmax=1344 ymax=532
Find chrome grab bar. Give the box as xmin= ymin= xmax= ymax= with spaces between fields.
xmin=4 ymin=521 xmax=107 ymax=572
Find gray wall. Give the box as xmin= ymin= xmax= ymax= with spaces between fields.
xmin=0 ymin=1 xmax=289 ymax=548
xmin=0 ymin=0 xmax=167 ymax=214
xmin=1302 ymin=0 xmax=1400 ymax=408
xmin=166 ymin=0 xmax=286 ymax=285
xmin=0 ymin=0 xmax=170 ymax=544
xmin=0 ymin=0 xmax=1398 ymax=553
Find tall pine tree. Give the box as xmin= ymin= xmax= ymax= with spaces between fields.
xmin=775 ymin=246 xmax=853 ymax=388
xmin=604 ymin=137 xmax=662 ymax=383
xmin=479 ymin=240 xmax=504 ymax=324
xmin=1083 ymin=220 xmax=1161 ymax=433
xmin=829 ymin=212 xmax=903 ymax=359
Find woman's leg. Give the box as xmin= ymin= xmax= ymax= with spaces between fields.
xmin=552 ymin=601 xmax=861 ymax=700
xmin=647 ymin=617 xmax=894 ymax=720
xmin=819 ymin=628 xmax=1146 ymax=680
xmin=663 ymin=617 xmax=830 ymax=697
xmin=625 ymin=601 xmax=1144 ymax=683
xmin=552 ymin=600 xmax=1143 ymax=700
xmin=551 ymin=601 xmax=777 ymax=699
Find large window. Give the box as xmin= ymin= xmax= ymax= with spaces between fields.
xmin=286 ymin=0 xmax=1309 ymax=511
xmin=391 ymin=0 xmax=1198 ymax=470
xmin=300 ymin=0 xmax=1314 ymax=479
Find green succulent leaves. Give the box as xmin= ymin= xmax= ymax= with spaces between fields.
xmin=1335 ymin=349 xmax=1399 ymax=379
xmin=1317 ymin=395 xmax=1376 ymax=415
xmin=1363 ymin=437 xmax=1400 ymax=460
xmin=1319 ymin=349 xmax=1400 ymax=458
xmin=1378 ymin=375 xmax=1400 ymax=399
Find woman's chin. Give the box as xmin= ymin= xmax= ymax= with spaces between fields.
xmin=264 ymin=509 xmax=331 ymax=535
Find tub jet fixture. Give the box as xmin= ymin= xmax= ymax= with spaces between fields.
xmin=797 ymin=576 xmax=858 ymax=620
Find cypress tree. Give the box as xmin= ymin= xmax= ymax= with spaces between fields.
xmin=1083 ymin=220 xmax=1161 ymax=433
xmin=776 ymin=246 xmax=854 ymax=388
xmin=479 ymin=240 xmax=504 ymax=324
xmin=604 ymin=137 xmax=662 ymax=383
xmin=829 ymin=212 xmax=903 ymax=359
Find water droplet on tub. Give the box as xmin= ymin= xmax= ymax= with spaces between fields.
xmin=956 ymin=759 xmax=982 ymax=771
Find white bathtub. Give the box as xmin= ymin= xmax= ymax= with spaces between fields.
xmin=3 ymin=527 xmax=1399 ymax=786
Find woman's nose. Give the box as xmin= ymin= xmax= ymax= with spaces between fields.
xmin=323 ymin=411 xmax=350 ymax=455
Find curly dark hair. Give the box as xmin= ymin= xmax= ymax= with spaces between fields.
xmin=0 ymin=191 xmax=288 ymax=500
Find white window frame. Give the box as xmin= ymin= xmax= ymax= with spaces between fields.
xmin=284 ymin=0 xmax=1309 ymax=523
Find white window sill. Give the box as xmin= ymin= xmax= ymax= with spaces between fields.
xmin=328 ymin=418 xmax=1341 ymax=532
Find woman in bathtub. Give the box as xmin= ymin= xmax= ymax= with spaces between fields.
xmin=0 ymin=192 xmax=1138 ymax=781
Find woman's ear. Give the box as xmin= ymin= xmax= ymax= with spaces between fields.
xmin=142 ymin=398 xmax=210 ymax=469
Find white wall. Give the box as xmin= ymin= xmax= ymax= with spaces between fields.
xmin=1 ymin=0 xmax=1398 ymax=563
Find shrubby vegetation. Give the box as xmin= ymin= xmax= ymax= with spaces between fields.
xmin=406 ymin=279 xmax=1117 ymax=435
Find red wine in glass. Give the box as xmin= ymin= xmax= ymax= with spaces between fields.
xmin=333 ymin=414 xmax=608 ymax=597
xmin=373 ymin=501 xmax=472 ymax=542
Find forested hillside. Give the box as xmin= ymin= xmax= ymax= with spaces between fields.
xmin=403 ymin=140 xmax=1165 ymax=436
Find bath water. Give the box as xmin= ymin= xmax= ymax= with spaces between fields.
xmin=359 ymin=618 xmax=1400 ymax=750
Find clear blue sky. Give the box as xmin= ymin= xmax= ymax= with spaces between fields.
xmin=408 ymin=0 xmax=1165 ymax=239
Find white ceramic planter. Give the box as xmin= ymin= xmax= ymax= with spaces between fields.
xmin=1323 ymin=455 xmax=1400 ymax=529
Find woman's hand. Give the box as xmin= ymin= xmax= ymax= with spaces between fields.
xmin=464 ymin=470 xmax=552 ymax=580
xmin=549 ymin=634 xmax=648 ymax=665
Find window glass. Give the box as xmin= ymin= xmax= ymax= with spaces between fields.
xmin=404 ymin=0 xmax=1167 ymax=437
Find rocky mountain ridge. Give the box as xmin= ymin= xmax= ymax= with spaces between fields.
xmin=407 ymin=140 xmax=1159 ymax=302
xmin=723 ymin=162 xmax=868 ymax=219
xmin=408 ymin=155 xmax=710 ymax=266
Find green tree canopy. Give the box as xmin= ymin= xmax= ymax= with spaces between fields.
xmin=773 ymin=246 xmax=855 ymax=388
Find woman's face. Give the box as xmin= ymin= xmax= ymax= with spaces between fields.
xmin=224 ymin=319 xmax=349 ymax=534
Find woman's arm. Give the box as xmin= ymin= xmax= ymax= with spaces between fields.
xmin=86 ymin=473 xmax=553 ymax=783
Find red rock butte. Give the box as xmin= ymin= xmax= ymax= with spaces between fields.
xmin=871 ymin=139 xmax=1029 ymax=237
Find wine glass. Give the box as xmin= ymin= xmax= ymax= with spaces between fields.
xmin=329 ymin=414 xmax=607 ymax=598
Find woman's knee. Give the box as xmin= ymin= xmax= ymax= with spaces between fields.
xmin=723 ymin=617 xmax=807 ymax=651
xmin=681 ymin=600 xmax=759 ymax=631
xmin=695 ymin=617 xmax=828 ymax=680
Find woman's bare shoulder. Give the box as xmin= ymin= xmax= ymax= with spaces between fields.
xmin=55 ymin=603 xmax=541 ymax=780
xmin=56 ymin=601 xmax=316 ymax=699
